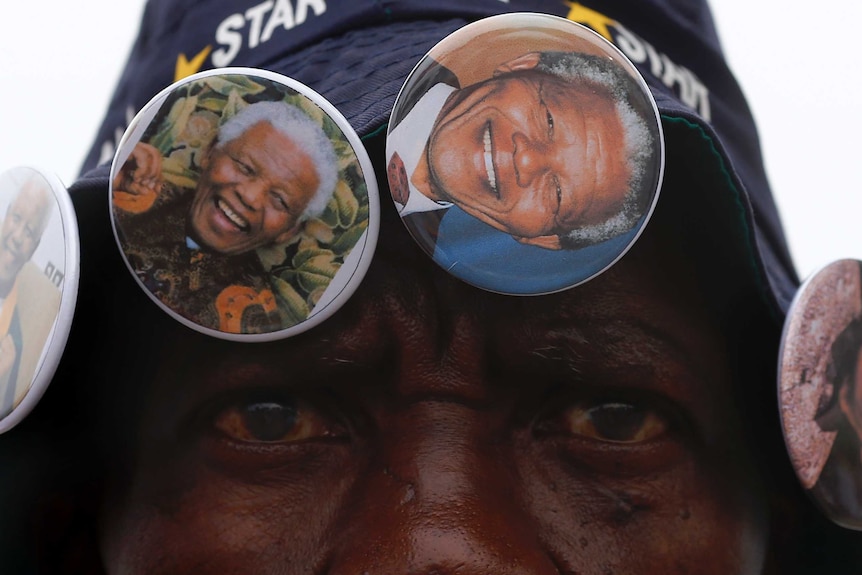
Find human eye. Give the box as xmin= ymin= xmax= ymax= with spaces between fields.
xmin=539 ymin=82 xmax=554 ymax=138
xmin=563 ymin=400 xmax=668 ymax=443
xmin=270 ymin=191 xmax=291 ymax=212
xmin=553 ymin=175 xmax=562 ymax=212
xmin=211 ymin=393 xmax=346 ymax=445
xmin=182 ymin=387 xmax=355 ymax=477
xmin=532 ymin=388 xmax=689 ymax=474
xmin=231 ymin=156 xmax=254 ymax=176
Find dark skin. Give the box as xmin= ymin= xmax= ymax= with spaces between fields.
xmin=98 ymin=215 xmax=769 ymax=574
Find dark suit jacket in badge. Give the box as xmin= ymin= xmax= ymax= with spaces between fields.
xmin=389 ymin=59 xmax=459 ymax=129
xmin=389 ymin=58 xmax=460 ymax=248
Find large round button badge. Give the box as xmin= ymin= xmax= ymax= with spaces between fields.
xmin=0 ymin=167 xmax=79 ymax=434
xmin=779 ymin=259 xmax=862 ymax=530
xmin=386 ymin=12 xmax=664 ymax=295
xmin=110 ymin=68 xmax=379 ymax=341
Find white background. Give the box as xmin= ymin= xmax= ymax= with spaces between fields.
xmin=0 ymin=1 xmax=857 ymax=281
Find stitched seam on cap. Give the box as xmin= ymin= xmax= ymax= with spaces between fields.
xmin=362 ymin=124 xmax=388 ymax=141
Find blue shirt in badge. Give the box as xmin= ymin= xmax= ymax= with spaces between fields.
xmin=434 ymin=205 xmax=641 ymax=295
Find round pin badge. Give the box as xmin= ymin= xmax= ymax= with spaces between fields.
xmin=779 ymin=259 xmax=862 ymax=530
xmin=0 ymin=167 xmax=79 ymax=434
xmin=386 ymin=12 xmax=664 ymax=296
xmin=110 ymin=68 xmax=379 ymax=341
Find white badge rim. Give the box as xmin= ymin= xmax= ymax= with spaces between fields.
xmin=0 ymin=166 xmax=80 ymax=434
xmin=386 ymin=12 xmax=665 ymax=297
xmin=109 ymin=67 xmax=379 ymax=342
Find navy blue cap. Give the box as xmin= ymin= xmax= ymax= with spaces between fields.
xmin=75 ymin=0 xmax=798 ymax=323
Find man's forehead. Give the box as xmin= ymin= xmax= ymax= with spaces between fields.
xmin=9 ymin=186 xmax=47 ymax=218
xmin=502 ymin=69 xmax=601 ymax=97
xmin=138 ymin=211 xmax=719 ymax=375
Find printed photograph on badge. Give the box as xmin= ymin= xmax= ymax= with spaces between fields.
xmin=386 ymin=12 xmax=663 ymax=295
xmin=0 ymin=167 xmax=77 ymax=432
xmin=779 ymin=259 xmax=862 ymax=529
xmin=110 ymin=69 xmax=378 ymax=342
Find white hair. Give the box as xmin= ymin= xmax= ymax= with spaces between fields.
xmin=217 ymin=101 xmax=338 ymax=221
xmin=534 ymin=52 xmax=658 ymax=249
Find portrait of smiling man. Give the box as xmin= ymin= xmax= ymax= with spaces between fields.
xmin=0 ymin=178 xmax=51 ymax=417
xmin=112 ymin=97 xmax=338 ymax=333
xmin=4 ymin=1 xmax=862 ymax=574
xmin=114 ymin=100 xmax=337 ymax=255
xmin=388 ymin=49 xmax=658 ymax=251
xmin=187 ymin=104 xmax=331 ymax=256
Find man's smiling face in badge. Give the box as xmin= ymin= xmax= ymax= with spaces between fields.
xmin=188 ymin=121 xmax=320 ymax=256
xmin=0 ymin=182 xmax=50 ymax=291
xmin=425 ymin=55 xmax=631 ymax=249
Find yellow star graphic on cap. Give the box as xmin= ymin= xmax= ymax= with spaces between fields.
xmin=174 ymin=45 xmax=213 ymax=82
xmin=565 ymin=2 xmax=616 ymax=42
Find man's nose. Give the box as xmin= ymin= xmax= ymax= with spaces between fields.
xmin=325 ymin=403 xmax=560 ymax=575
xmin=512 ymin=132 xmax=551 ymax=188
xmin=233 ymin=178 xmax=267 ymax=211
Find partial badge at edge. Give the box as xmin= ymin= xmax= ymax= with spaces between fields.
xmin=109 ymin=68 xmax=379 ymax=342
xmin=779 ymin=259 xmax=862 ymax=530
xmin=0 ymin=166 xmax=79 ymax=434
xmin=386 ymin=12 xmax=664 ymax=296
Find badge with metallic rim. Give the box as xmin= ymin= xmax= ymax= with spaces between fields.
xmin=386 ymin=12 xmax=664 ymax=296
xmin=779 ymin=259 xmax=862 ymax=530
xmin=110 ymin=68 xmax=379 ymax=341
xmin=0 ymin=167 xmax=79 ymax=434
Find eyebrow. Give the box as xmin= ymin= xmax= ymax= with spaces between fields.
xmin=140 ymin=345 xmax=384 ymax=436
xmin=164 ymin=318 xmax=394 ymax=397
xmin=495 ymin=314 xmax=719 ymax=420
